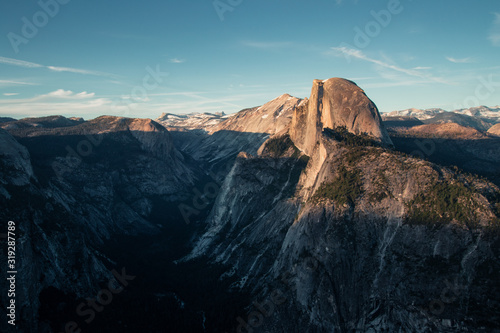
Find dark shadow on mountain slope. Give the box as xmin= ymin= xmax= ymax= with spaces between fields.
xmin=390 ymin=134 xmax=500 ymax=186
xmin=170 ymin=129 xmax=270 ymax=181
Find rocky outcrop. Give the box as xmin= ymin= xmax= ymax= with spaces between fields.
xmin=290 ymin=78 xmax=392 ymax=155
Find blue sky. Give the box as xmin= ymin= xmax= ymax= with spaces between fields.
xmin=0 ymin=0 xmax=499 ymax=119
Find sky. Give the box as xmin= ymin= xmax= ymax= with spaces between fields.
xmin=0 ymin=0 xmax=499 ymax=120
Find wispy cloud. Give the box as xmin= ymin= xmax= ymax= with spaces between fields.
xmin=241 ymin=41 xmax=293 ymax=49
xmin=413 ymin=66 xmax=432 ymax=70
xmin=489 ymin=12 xmax=500 ymax=46
xmin=0 ymin=56 xmax=117 ymax=77
xmin=446 ymin=56 xmax=474 ymax=64
xmin=3 ymin=93 xmax=19 ymax=96
xmin=0 ymin=56 xmax=43 ymax=68
xmin=169 ymin=58 xmax=185 ymax=64
xmin=0 ymin=79 xmax=37 ymax=86
xmin=46 ymin=66 xmax=116 ymax=77
xmin=329 ymin=46 xmax=452 ymax=85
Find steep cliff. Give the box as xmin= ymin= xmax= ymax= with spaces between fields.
xmin=188 ymin=79 xmax=500 ymax=332
xmin=290 ymin=78 xmax=392 ymax=156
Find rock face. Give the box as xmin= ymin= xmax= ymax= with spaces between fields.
xmin=189 ymin=131 xmax=500 ymax=332
xmin=290 ymin=78 xmax=392 ymax=155
xmin=187 ymin=79 xmax=500 ymax=332
xmin=0 ymin=128 xmax=34 ymax=186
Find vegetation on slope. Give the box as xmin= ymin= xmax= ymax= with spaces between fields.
xmin=311 ymin=165 xmax=363 ymax=205
xmin=405 ymin=178 xmax=491 ymax=228
xmin=323 ymin=126 xmax=382 ymax=147
xmin=263 ymin=134 xmax=300 ymax=157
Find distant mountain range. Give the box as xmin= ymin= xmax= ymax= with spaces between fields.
xmin=384 ymin=105 xmax=500 ymax=123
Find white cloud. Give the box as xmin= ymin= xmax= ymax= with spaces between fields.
xmin=3 ymin=93 xmax=19 ymax=96
xmin=75 ymin=91 xmax=95 ymax=98
xmin=413 ymin=66 xmax=432 ymax=70
xmin=329 ymin=46 xmax=451 ymax=85
xmin=0 ymin=55 xmax=117 ymax=77
xmin=169 ymin=58 xmax=185 ymax=64
xmin=46 ymin=89 xmax=74 ymax=98
xmin=0 ymin=90 xmax=113 ymax=118
xmin=446 ymin=56 xmax=474 ymax=64
xmin=43 ymin=89 xmax=96 ymax=99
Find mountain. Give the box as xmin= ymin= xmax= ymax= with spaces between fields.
xmin=156 ymin=112 xmax=229 ymax=131
xmin=383 ymin=107 xmax=500 ymax=186
xmin=389 ymin=123 xmax=485 ymax=139
xmin=380 ymin=116 xmax=424 ymax=128
xmin=290 ymin=78 xmax=392 ymax=156
xmin=488 ymin=123 xmax=500 ymax=136
xmin=186 ymin=78 xmax=500 ymax=332
xmin=384 ymin=108 xmax=445 ymax=120
xmin=1 ymin=78 xmax=500 ymax=332
xmin=157 ymin=94 xmax=304 ymax=180
xmin=457 ymin=105 xmax=500 ymax=120
xmin=0 ymin=116 xmax=206 ymax=332
xmin=0 ymin=117 xmax=17 ymax=123
xmin=384 ymin=106 xmax=500 ymax=124
xmin=384 ymin=114 xmax=500 ymax=187
xmin=0 ymin=115 xmax=85 ymax=130
xmin=420 ymin=112 xmax=493 ymax=132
